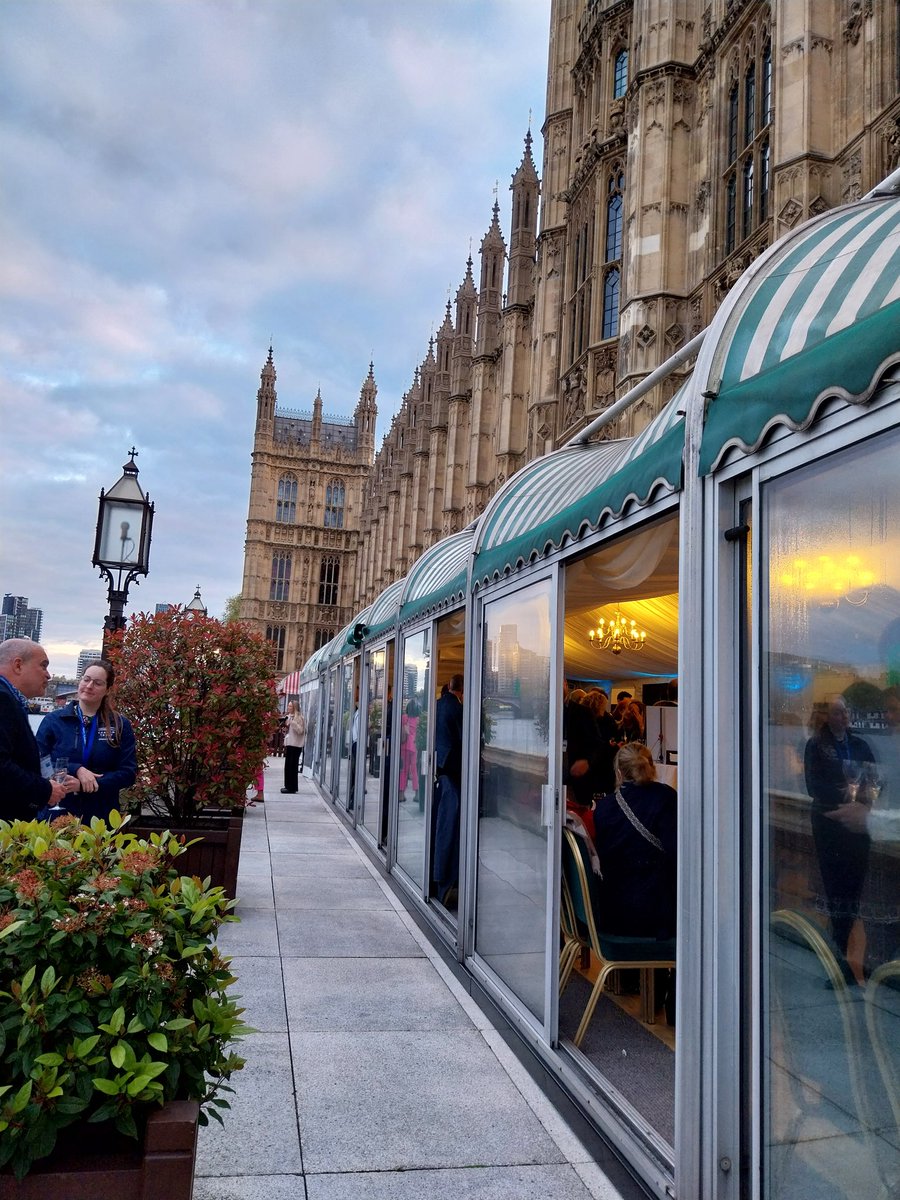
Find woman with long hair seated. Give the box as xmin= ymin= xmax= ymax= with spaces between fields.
xmin=36 ymin=659 xmax=136 ymax=823
xmin=592 ymin=743 xmax=676 ymax=939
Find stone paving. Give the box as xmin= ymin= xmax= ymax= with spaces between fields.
xmin=192 ymin=759 xmax=638 ymax=1200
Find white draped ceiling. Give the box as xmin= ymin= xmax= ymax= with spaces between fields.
xmin=563 ymin=517 xmax=680 ymax=680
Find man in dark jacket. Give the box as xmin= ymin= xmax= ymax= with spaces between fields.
xmin=0 ymin=639 xmax=69 ymax=819
xmin=432 ymin=673 xmax=464 ymax=905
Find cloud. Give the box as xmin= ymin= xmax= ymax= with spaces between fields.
xmin=0 ymin=0 xmax=547 ymax=676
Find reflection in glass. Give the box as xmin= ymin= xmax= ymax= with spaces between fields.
xmin=363 ymin=649 xmax=386 ymax=839
xmin=762 ymin=430 xmax=900 ymax=1197
xmin=336 ymin=662 xmax=354 ymax=809
xmin=476 ymin=580 xmax=552 ymax=1022
xmin=323 ymin=670 xmax=336 ymax=794
xmin=395 ymin=630 xmax=430 ymax=890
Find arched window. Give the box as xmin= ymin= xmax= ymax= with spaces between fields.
xmin=318 ymin=557 xmax=340 ymax=606
xmin=605 ymin=171 xmax=624 ymax=262
xmin=613 ymin=49 xmax=628 ymax=98
xmin=602 ymin=268 xmax=620 ymax=340
xmin=601 ymin=169 xmax=624 ymax=340
xmin=313 ymin=627 xmax=335 ymax=652
xmin=722 ymin=35 xmax=773 ymax=252
xmin=324 ymin=480 xmax=345 ymax=528
xmin=266 ymin=625 xmax=286 ymax=672
xmin=276 ymin=474 xmax=297 ymax=524
xmin=270 ymin=553 xmax=292 ymax=602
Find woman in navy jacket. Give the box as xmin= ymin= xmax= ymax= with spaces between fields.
xmin=592 ymin=742 xmax=677 ymax=940
xmin=36 ymin=659 xmax=136 ymax=822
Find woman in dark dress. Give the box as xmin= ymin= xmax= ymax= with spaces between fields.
xmin=592 ymin=743 xmax=677 ymax=939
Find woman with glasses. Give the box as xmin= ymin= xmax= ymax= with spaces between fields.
xmin=36 ymin=659 xmax=136 ymax=823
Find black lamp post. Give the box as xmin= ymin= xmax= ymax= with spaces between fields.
xmin=92 ymin=448 xmax=154 ymax=654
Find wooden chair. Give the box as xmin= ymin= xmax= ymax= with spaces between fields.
xmin=561 ymin=827 xmax=676 ymax=1046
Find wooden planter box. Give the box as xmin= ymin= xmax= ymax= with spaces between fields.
xmin=130 ymin=809 xmax=244 ymax=899
xmin=0 ymin=1101 xmax=199 ymax=1200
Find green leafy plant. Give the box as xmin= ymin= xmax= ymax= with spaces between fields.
xmin=0 ymin=812 xmax=249 ymax=1180
xmin=108 ymin=608 xmax=279 ymax=825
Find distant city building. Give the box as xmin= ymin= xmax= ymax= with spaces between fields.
xmin=155 ymin=603 xmax=175 ymax=614
xmin=2 ymin=594 xmax=43 ymax=642
xmin=76 ymin=649 xmax=102 ymax=679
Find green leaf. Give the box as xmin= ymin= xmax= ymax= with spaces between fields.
xmin=110 ymin=1043 xmax=126 ymax=1069
xmin=92 ymin=1078 xmax=121 ymax=1096
xmin=40 ymin=965 xmax=56 ymax=997
xmin=34 ymin=1053 xmax=63 ymax=1067
xmin=147 ymin=1033 xmax=167 ymax=1052
xmin=0 ymin=920 xmax=23 ymax=940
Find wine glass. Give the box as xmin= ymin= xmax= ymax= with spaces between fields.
xmin=51 ymin=758 xmax=69 ymax=786
xmin=843 ymin=759 xmax=862 ymax=804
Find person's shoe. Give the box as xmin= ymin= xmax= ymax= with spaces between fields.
xmin=280 ymin=788 xmax=297 ymax=794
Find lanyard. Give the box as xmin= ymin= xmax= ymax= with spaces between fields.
xmin=78 ymin=709 xmax=98 ymax=766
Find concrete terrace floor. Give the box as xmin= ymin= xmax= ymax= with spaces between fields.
xmin=193 ymin=758 xmax=643 ymax=1200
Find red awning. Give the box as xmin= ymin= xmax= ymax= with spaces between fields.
xmin=276 ymin=670 xmax=301 ymax=695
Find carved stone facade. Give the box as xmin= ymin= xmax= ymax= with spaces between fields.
xmin=238 ymin=351 xmax=376 ymax=673
xmin=241 ymin=1 xmax=900 ymax=671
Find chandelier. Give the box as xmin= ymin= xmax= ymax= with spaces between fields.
xmin=588 ymin=608 xmax=647 ymax=655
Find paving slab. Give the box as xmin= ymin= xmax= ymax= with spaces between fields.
xmin=196 ymin=1032 xmax=302 ymax=1176
xmin=194 ymin=1178 xmax=304 ymax=1200
xmin=232 ymin=875 xmax=275 ymax=911
xmin=235 ymin=849 xmax=276 ymax=878
xmin=271 ymin=850 xmax=370 ymax=879
xmin=267 ymin=832 xmax=353 ymax=854
xmin=282 ymin=957 xmax=472 ymax=1033
xmin=306 ymin=1164 xmax=597 ymax=1199
xmin=291 ymin=1029 xmax=566 ymax=1173
xmin=229 ymin=956 xmax=288 ymax=1033
xmin=216 ymin=907 xmax=280 ymax=956
xmin=273 ymin=875 xmax=393 ymax=911
xmin=276 ymin=908 xmax=424 ymax=959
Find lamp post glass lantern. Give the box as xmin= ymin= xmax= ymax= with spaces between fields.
xmin=93 ymin=448 xmax=154 ymax=650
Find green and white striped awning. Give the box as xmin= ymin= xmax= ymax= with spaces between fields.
xmin=361 ymin=577 xmax=406 ymax=644
xmin=471 ymin=387 xmax=686 ymax=586
xmin=299 ymin=640 xmax=331 ymax=681
xmin=399 ymin=526 xmax=474 ymax=627
xmin=700 ymin=195 xmax=900 ymax=473
xmin=324 ymin=621 xmax=357 ymax=666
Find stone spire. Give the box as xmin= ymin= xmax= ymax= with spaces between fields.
xmin=354 ymin=361 xmax=378 ymax=461
xmin=477 ymin=200 xmax=506 ymax=355
xmin=255 ymin=344 xmax=277 ymax=432
xmin=508 ymin=128 xmax=540 ymax=308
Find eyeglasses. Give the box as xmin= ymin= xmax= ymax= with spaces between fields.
xmin=80 ymin=678 xmax=106 ymax=688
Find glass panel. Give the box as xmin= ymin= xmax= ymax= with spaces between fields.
xmin=363 ymin=648 xmax=386 ymax=838
xmin=560 ymin=514 xmax=679 ymax=1147
xmin=305 ymin=685 xmax=321 ymax=776
xmin=476 ymin=579 xmax=553 ymax=1022
xmin=396 ymin=628 xmax=431 ymax=890
xmin=761 ymin=429 xmax=900 ymax=1197
xmin=324 ymin=669 xmax=337 ymax=794
xmin=336 ymin=661 xmax=354 ymax=809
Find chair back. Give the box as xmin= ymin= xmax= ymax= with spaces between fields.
xmin=562 ymin=828 xmax=601 ymax=955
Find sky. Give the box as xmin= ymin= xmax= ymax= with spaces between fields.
xmin=0 ymin=0 xmax=549 ymax=680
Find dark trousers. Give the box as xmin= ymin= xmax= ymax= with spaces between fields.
xmin=432 ymin=774 xmax=460 ymax=897
xmin=811 ymin=810 xmax=870 ymax=956
xmin=284 ymin=745 xmax=301 ymax=792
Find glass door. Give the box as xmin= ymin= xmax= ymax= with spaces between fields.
xmin=362 ymin=646 xmax=386 ymax=840
xmin=395 ymin=627 xmax=431 ymax=889
xmin=472 ymin=575 xmax=557 ymax=1026
xmin=757 ymin=428 xmax=900 ymax=1198
xmin=323 ymin=667 xmax=337 ymax=795
xmin=336 ymin=658 xmax=357 ymax=812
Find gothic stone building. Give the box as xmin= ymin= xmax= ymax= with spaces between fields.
xmin=239 ymin=352 xmax=377 ymax=672
xmin=241 ymin=0 xmax=900 ymax=670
